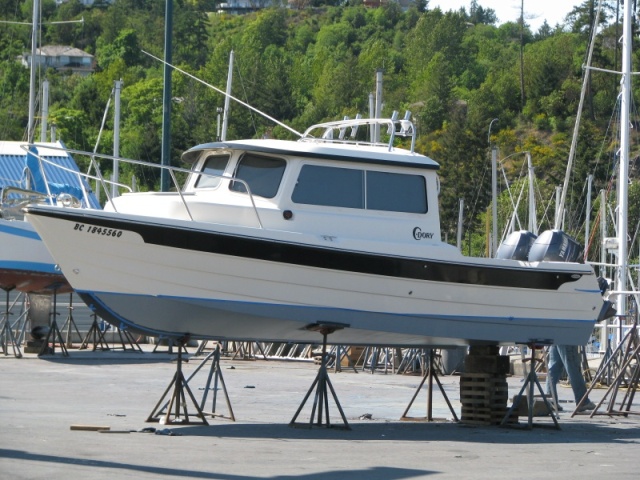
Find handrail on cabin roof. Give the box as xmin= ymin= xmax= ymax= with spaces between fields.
xmin=300 ymin=113 xmax=416 ymax=153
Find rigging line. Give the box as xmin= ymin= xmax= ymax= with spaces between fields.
xmin=531 ymin=176 xmax=555 ymax=231
xmin=564 ymin=174 xmax=591 ymax=237
xmin=504 ymin=180 xmax=527 ymax=239
xmin=234 ymin=56 xmax=259 ymax=137
xmin=141 ymin=50 xmax=302 ymax=138
xmin=499 ymin=164 xmax=522 ymax=230
xmin=585 ymin=77 xmax=640 ymax=260
xmin=540 ymin=189 xmax=556 ymax=230
xmin=585 ymin=206 xmax=603 ymax=260
xmin=556 ymin=0 xmax=605 ymax=229
xmin=630 ymin=214 xmax=640 ymax=261
xmin=465 ymin=154 xmax=489 ymax=240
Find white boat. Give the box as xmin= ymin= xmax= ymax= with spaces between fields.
xmin=0 ymin=141 xmax=99 ymax=293
xmin=24 ymin=117 xmax=605 ymax=346
xmin=0 ymin=1 xmax=93 ymax=296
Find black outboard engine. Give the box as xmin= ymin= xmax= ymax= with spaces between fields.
xmin=495 ymin=230 xmax=538 ymax=260
xmin=528 ymin=229 xmax=583 ymax=263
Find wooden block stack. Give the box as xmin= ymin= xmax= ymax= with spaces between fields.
xmin=460 ymin=346 xmax=514 ymax=425
xmin=460 ymin=372 xmax=510 ymax=425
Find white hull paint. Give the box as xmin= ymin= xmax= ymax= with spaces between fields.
xmin=0 ymin=219 xmax=69 ymax=292
xmin=0 ymin=220 xmax=57 ymax=273
xmin=26 ymin=208 xmax=602 ymax=346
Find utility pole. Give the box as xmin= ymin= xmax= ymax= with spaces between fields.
xmin=519 ymin=0 xmax=525 ymax=108
xmin=160 ymin=0 xmax=173 ymax=192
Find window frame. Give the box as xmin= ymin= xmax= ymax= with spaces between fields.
xmin=291 ymin=163 xmax=428 ymax=215
xmin=194 ymin=153 xmax=231 ymax=190
xmin=229 ymin=152 xmax=287 ymax=199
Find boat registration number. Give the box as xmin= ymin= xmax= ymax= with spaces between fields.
xmin=74 ymin=223 xmax=123 ymax=238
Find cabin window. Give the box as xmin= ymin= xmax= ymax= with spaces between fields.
xmin=366 ymin=171 xmax=427 ymax=213
xmin=230 ymin=153 xmax=286 ymax=199
xmin=195 ymin=154 xmax=229 ymax=189
xmin=292 ymin=165 xmax=427 ymax=214
xmin=292 ymin=165 xmax=363 ymax=208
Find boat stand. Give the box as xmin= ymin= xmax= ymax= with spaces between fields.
xmin=152 ymin=336 xmax=189 ymax=354
xmin=290 ymin=323 xmax=350 ymax=430
xmin=147 ymin=337 xmax=208 ymax=425
xmin=194 ymin=339 xmax=211 ymax=356
xmin=11 ymin=295 xmax=30 ymax=348
xmin=38 ymin=290 xmax=68 ymax=357
xmin=361 ymin=346 xmax=397 ymax=374
xmin=60 ymin=293 xmax=82 ymax=349
xmin=194 ymin=340 xmax=231 ymax=357
xmin=232 ymin=341 xmax=268 ymax=360
xmin=400 ymin=349 xmax=458 ymax=422
xmin=1 ymin=287 xmax=22 ymax=358
xmin=194 ymin=344 xmax=235 ymax=421
xmin=573 ymin=317 xmax=640 ymax=418
xmin=108 ymin=327 xmax=144 ymax=352
xmin=500 ymin=343 xmax=559 ymax=429
xmin=396 ymin=348 xmax=426 ymax=375
xmin=79 ymin=313 xmax=110 ymax=351
xmin=326 ymin=345 xmax=358 ymax=373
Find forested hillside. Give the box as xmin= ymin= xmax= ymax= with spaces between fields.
xmin=1 ymin=0 xmax=638 ymax=259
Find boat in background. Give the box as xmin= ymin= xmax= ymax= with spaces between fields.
xmin=0 ymin=141 xmax=100 ymax=293
xmin=0 ymin=0 xmax=96 ymax=296
xmin=24 ymin=116 xmax=605 ymax=347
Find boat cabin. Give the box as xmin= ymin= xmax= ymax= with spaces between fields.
xmin=108 ymin=118 xmax=447 ymax=253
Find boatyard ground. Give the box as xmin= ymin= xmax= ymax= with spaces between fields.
xmin=1 ymin=345 xmax=638 ymax=479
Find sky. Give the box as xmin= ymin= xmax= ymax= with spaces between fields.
xmin=429 ymin=1 xmax=585 ymax=31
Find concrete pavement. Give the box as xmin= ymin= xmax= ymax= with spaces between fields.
xmin=1 ymin=346 xmax=639 ymax=479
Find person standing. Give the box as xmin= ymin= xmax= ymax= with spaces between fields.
xmin=546 ymin=345 xmax=596 ymax=412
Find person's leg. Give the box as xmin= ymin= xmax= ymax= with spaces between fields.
xmin=546 ymin=345 xmax=562 ymax=402
xmin=556 ymin=345 xmax=588 ymax=403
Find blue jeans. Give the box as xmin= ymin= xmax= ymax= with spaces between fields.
xmin=546 ymin=345 xmax=590 ymax=403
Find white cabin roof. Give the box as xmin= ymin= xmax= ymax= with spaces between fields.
xmin=182 ymin=138 xmax=439 ymax=170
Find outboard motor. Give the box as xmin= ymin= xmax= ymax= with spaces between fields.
xmin=495 ymin=230 xmax=538 ymax=260
xmin=528 ymin=229 xmax=583 ymax=263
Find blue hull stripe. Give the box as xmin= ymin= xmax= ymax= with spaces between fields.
xmin=0 ymin=222 xmax=41 ymax=241
xmin=0 ymin=261 xmax=59 ymax=274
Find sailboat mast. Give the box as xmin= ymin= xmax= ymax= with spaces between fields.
xmin=27 ymin=0 xmax=39 ymax=142
xmin=221 ymin=50 xmax=234 ymax=142
xmin=616 ymin=0 xmax=632 ymax=320
xmin=527 ymin=152 xmax=537 ymax=235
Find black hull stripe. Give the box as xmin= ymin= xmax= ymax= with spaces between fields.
xmin=29 ymin=208 xmax=590 ymax=290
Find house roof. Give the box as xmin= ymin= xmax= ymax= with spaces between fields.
xmin=0 ymin=141 xmax=100 ymax=209
xmin=35 ymin=45 xmax=94 ymax=59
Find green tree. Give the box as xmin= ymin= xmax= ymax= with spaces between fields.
xmin=412 ymin=52 xmax=454 ymax=132
xmin=95 ymin=29 xmax=142 ymax=70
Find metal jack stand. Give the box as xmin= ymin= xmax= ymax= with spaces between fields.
xmin=79 ymin=313 xmax=110 ymax=351
xmin=195 ymin=344 xmax=235 ymax=421
xmin=401 ymin=349 xmax=459 ymax=422
xmin=38 ymin=289 xmax=68 ymax=357
xmin=60 ymin=293 xmax=82 ymax=349
xmin=501 ymin=343 xmax=559 ymax=429
xmin=147 ymin=336 xmax=208 ymax=425
xmin=194 ymin=339 xmax=210 ymax=356
xmin=232 ymin=341 xmax=268 ymax=360
xmin=1 ymin=287 xmax=22 ymax=358
xmin=116 ymin=328 xmax=143 ymax=352
xmin=290 ymin=323 xmax=350 ymax=430
xmin=153 ymin=336 xmax=189 ymax=354
xmin=106 ymin=326 xmax=143 ymax=353
xmin=328 ymin=345 xmax=358 ymax=373
xmin=574 ymin=318 xmax=640 ymax=418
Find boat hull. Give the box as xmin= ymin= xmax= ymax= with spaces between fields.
xmin=0 ymin=219 xmax=71 ymax=293
xmin=26 ymin=207 xmax=603 ymax=346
